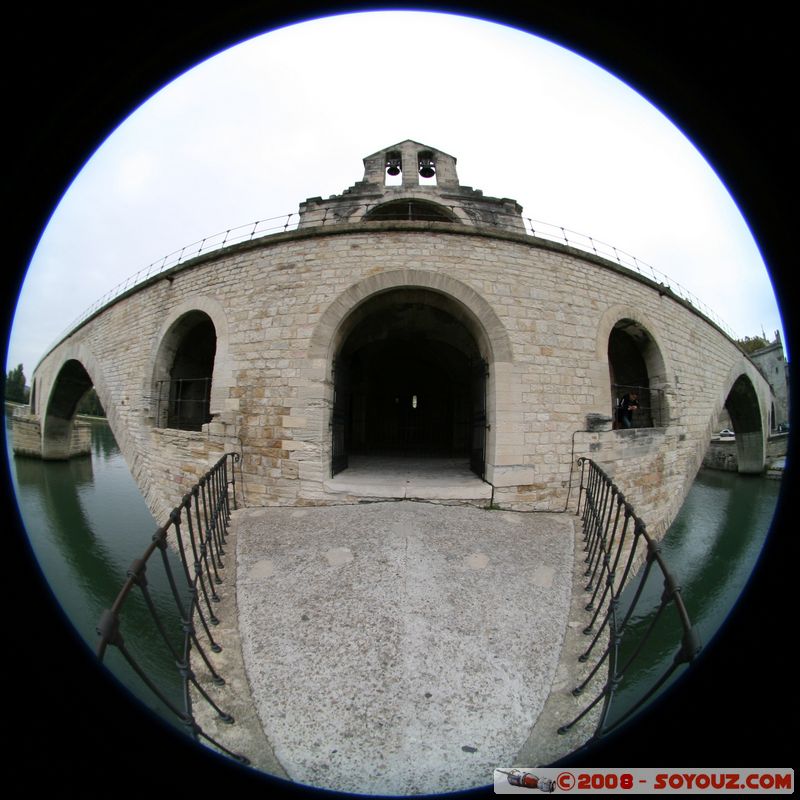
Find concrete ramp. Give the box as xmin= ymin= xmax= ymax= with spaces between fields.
xmin=234 ymin=502 xmax=575 ymax=795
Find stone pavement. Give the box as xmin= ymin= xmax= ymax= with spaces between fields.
xmin=227 ymin=500 xmax=578 ymax=795
xmin=323 ymin=456 xmax=493 ymax=501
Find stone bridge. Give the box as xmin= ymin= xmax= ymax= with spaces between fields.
xmin=18 ymin=140 xmax=774 ymax=535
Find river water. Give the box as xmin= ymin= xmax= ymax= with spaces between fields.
xmin=604 ymin=466 xmax=781 ymax=731
xmin=6 ymin=417 xmax=783 ymax=769
xmin=8 ymin=417 xmax=185 ymax=726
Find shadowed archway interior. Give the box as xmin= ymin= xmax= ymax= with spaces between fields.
xmin=153 ymin=311 xmax=217 ymax=431
xmin=724 ymin=374 xmax=765 ymax=474
xmin=42 ymin=359 xmax=95 ymax=460
xmin=608 ymin=319 xmax=670 ymax=428
xmin=332 ymin=290 xmax=484 ymax=473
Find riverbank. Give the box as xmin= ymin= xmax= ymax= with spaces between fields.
xmin=703 ymin=432 xmax=788 ymax=478
xmin=5 ymin=401 xmax=108 ymax=458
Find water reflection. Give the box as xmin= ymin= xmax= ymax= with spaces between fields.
xmin=14 ymin=453 xmax=130 ymax=621
xmin=8 ymin=417 xmax=185 ymax=722
xmin=607 ymin=468 xmax=779 ymax=730
xmin=632 ymin=470 xmax=778 ymax=636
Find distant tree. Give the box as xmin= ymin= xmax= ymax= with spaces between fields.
xmin=77 ymin=388 xmax=106 ymax=417
xmin=5 ymin=364 xmax=29 ymax=403
xmin=737 ymin=335 xmax=770 ymax=354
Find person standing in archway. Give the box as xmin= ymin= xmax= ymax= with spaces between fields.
xmin=617 ymin=390 xmax=639 ymax=429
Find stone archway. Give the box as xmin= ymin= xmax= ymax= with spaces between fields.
xmin=607 ymin=317 xmax=671 ymax=428
xmin=725 ymin=373 xmax=766 ymax=474
xmin=363 ymin=199 xmax=458 ymax=222
xmin=150 ymin=310 xmax=217 ymax=430
xmin=331 ymin=288 xmax=484 ymax=474
xmin=42 ymin=359 xmax=95 ymax=460
xmin=309 ymin=270 xmax=513 ymax=485
xmin=147 ymin=295 xmax=232 ymax=429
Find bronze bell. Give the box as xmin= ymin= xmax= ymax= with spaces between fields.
xmin=418 ymin=159 xmax=435 ymax=179
xmin=386 ymin=158 xmax=401 ymax=176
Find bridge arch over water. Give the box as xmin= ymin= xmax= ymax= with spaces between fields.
xmin=722 ymin=368 xmax=768 ymax=474
xmin=37 ymin=344 xmax=118 ymax=461
xmin=42 ymin=359 xmax=96 ymax=461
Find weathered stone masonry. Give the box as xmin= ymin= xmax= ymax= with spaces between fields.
xmin=22 ymin=141 xmax=773 ymax=536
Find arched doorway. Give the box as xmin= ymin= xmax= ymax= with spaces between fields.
xmin=152 ymin=310 xmax=217 ymax=431
xmin=331 ymin=289 xmax=487 ymax=477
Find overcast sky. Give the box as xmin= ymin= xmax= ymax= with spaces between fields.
xmin=5 ymin=10 xmax=788 ymax=376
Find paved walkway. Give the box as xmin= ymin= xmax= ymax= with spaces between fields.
xmin=230 ymin=501 xmax=576 ymax=795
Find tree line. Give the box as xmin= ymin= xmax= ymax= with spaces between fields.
xmin=4 ymin=364 xmax=105 ymax=416
xmin=4 ymin=364 xmax=28 ymax=404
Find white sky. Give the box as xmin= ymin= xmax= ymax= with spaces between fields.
xmin=6 ymin=10 xmax=788 ymax=376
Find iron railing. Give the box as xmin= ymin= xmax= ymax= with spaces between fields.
xmin=611 ymin=383 xmax=667 ymax=429
xmin=154 ymin=377 xmax=213 ymax=432
xmin=43 ymin=204 xmax=737 ymax=359
xmin=96 ymin=452 xmax=248 ymax=764
xmin=559 ymin=457 xmax=701 ymax=740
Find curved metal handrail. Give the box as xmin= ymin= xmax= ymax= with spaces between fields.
xmin=559 ymin=457 xmax=702 ymax=741
xmin=95 ymin=451 xmax=249 ymax=763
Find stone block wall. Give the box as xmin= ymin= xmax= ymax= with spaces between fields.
xmin=703 ymin=439 xmax=739 ymax=472
xmin=10 ymin=409 xmax=91 ymax=460
xmin=9 ymin=413 xmax=43 ymax=457
xmin=30 ymin=223 xmax=772 ymax=536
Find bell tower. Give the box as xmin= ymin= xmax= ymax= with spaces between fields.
xmin=297 ymin=139 xmax=525 ymax=233
xmin=361 ymin=140 xmax=461 ymax=189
